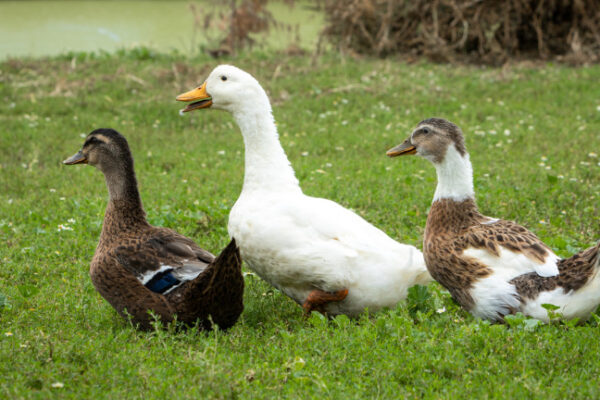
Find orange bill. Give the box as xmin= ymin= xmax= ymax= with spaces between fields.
xmin=386 ymin=139 xmax=417 ymax=157
xmin=176 ymin=81 xmax=212 ymax=112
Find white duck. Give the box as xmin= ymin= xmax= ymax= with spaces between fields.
xmin=176 ymin=65 xmax=431 ymax=316
xmin=387 ymin=117 xmax=600 ymax=322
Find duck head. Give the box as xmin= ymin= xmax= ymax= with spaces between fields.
xmin=176 ymin=65 xmax=271 ymax=115
xmin=387 ymin=118 xmax=474 ymax=202
xmin=386 ymin=118 xmax=467 ymax=164
xmin=63 ymin=128 xmax=133 ymax=173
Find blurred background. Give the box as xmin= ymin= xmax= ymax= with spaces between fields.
xmin=2 ymin=0 xmax=599 ymax=65
xmin=0 ymin=0 xmax=323 ymax=60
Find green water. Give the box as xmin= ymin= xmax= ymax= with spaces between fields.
xmin=0 ymin=1 xmax=323 ymax=59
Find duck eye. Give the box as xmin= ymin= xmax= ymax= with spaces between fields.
xmin=221 ymin=76 xmax=227 ymax=81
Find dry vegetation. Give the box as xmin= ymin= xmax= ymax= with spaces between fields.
xmin=321 ymin=0 xmax=600 ymax=64
xmin=189 ymin=0 xmax=299 ymax=57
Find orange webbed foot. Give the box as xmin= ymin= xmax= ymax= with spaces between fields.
xmin=302 ymin=288 xmax=349 ymax=316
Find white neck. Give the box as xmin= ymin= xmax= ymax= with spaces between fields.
xmin=232 ymin=108 xmax=301 ymax=194
xmin=432 ymin=145 xmax=474 ymax=202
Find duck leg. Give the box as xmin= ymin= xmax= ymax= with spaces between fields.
xmin=302 ymin=288 xmax=349 ymax=315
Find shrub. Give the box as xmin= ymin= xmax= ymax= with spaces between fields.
xmin=321 ymin=0 xmax=600 ymax=64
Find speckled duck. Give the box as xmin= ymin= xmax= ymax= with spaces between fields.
xmin=388 ymin=118 xmax=600 ymax=322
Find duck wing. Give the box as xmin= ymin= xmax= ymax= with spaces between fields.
xmin=260 ymin=195 xmax=419 ymax=289
xmin=462 ymin=219 xmax=559 ymax=278
xmin=114 ymin=229 xmax=215 ymax=294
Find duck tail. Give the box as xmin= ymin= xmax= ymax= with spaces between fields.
xmin=206 ymin=238 xmax=244 ymax=330
xmin=211 ymin=238 xmax=242 ymax=270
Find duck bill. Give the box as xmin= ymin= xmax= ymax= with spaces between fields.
xmin=63 ymin=151 xmax=88 ymax=165
xmin=176 ymin=81 xmax=213 ymax=113
xmin=386 ymin=139 xmax=417 ymax=157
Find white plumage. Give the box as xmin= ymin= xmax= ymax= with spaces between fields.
xmin=179 ymin=65 xmax=431 ymax=316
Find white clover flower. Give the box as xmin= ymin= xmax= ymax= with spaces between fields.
xmin=503 ymin=129 xmax=511 ymax=136
xmin=51 ymin=382 xmax=64 ymax=388
xmin=57 ymin=224 xmax=73 ymax=232
xmin=301 ymin=151 xmax=309 ymax=156
xmin=217 ymin=150 xmax=225 ymax=155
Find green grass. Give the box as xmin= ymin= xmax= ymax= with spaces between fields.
xmin=1 ymin=49 xmax=599 ymax=399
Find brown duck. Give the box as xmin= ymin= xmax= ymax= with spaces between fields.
xmin=63 ymin=128 xmax=244 ymax=330
xmin=387 ymin=118 xmax=600 ymax=322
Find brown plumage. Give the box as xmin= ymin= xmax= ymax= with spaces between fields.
xmin=511 ymin=243 xmax=600 ymax=300
xmin=388 ymin=118 xmax=600 ymax=322
xmin=64 ymin=128 xmax=244 ymax=330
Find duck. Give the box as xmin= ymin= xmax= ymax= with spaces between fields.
xmin=387 ymin=117 xmax=600 ymax=322
xmin=63 ymin=128 xmax=244 ymax=330
xmin=175 ymin=65 xmax=431 ymax=317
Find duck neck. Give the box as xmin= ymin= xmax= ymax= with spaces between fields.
xmin=233 ymin=108 xmax=301 ymax=194
xmin=100 ymin=160 xmax=149 ymax=238
xmin=432 ymin=145 xmax=475 ymax=203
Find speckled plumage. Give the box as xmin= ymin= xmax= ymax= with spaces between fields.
xmin=389 ymin=118 xmax=600 ymax=322
xmin=65 ymin=128 xmax=244 ymax=330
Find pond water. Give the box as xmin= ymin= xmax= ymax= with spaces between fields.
xmin=0 ymin=1 xmax=323 ymax=60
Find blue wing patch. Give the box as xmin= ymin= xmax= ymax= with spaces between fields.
xmin=145 ymin=270 xmax=181 ymax=294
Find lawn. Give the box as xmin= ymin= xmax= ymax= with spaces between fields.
xmin=1 ymin=49 xmax=599 ymax=399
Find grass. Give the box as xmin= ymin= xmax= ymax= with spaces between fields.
xmin=1 ymin=49 xmax=599 ymax=399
